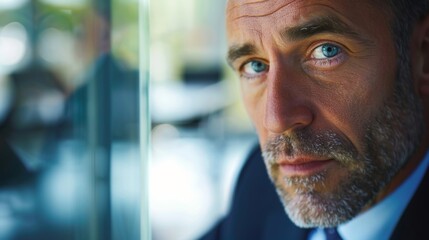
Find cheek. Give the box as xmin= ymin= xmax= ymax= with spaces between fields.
xmin=241 ymin=82 xmax=269 ymax=145
xmin=318 ymin=67 xmax=394 ymax=153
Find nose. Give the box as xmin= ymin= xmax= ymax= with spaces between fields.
xmin=264 ymin=66 xmax=314 ymax=134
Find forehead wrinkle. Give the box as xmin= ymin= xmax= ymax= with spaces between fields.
xmin=227 ymin=0 xmax=276 ymax=12
xmin=276 ymin=3 xmax=376 ymax=47
xmin=227 ymin=0 xmax=270 ymax=10
xmin=227 ymin=0 xmax=300 ymax=21
xmin=281 ymin=16 xmax=358 ymax=41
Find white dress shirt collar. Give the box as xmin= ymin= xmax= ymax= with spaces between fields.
xmin=309 ymin=151 xmax=429 ymax=240
xmin=338 ymin=151 xmax=429 ymax=240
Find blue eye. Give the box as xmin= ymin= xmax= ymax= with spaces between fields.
xmin=312 ymin=43 xmax=341 ymax=59
xmin=242 ymin=60 xmax=268 ymax=77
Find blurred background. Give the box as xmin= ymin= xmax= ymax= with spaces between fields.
xmin=0 ymin=0 xmax=257 ymax=239
xmin=149 ymin=1 xmax=256 ymax=240
xmin=0 ymin=0 xmax=145 ymax=239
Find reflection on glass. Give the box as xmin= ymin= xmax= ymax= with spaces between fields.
xmin=149 ymin=0 xmax=257 ymax=240
xmin=0 ymin=0 xmax=145 ymax=239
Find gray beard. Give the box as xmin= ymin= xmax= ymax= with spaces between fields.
xmin=261 ymin=68 xmax=424 ymax=228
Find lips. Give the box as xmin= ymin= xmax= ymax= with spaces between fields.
xmin=277 ymin=158 xmax=335 ymax=177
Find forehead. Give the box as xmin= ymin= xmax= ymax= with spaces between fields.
xmin=226 ymin=0 xmax=389 ymax=45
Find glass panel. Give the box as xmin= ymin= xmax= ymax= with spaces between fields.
xmin=0 ymin=0 xmax=147 ymax=239
xmin=150 ymin=0 xmax=256 ymax=239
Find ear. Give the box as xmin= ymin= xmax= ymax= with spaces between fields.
xmin=412 ymin=14 xmax=429 ymax=97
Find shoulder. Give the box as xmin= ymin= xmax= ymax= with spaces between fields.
xmin=391 ymin=168 xmax=429 ymax=239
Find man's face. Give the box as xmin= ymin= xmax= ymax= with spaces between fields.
xmin=226 ymin=0 xmax=424 ymax=227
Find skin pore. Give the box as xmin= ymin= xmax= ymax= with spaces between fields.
xmin=226 ymin=0 xmax=428 ymax=228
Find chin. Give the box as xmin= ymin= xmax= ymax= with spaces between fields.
xmin=281 ymin=191 xmax=356 ymax=228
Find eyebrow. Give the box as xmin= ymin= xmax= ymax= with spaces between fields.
xmin=227 ymin=15 xmax=374 ymax=67
xmin=282 ymin=15 xmax=365 ymax=42
xmin=227 ymin=43 xmax=257 ymax=67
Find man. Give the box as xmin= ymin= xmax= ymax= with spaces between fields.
xmin=201 ymin=0 xmax=429 ymax=239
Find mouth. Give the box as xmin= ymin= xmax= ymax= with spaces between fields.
xmin=277 ymin=158 xmax=335 ymax=177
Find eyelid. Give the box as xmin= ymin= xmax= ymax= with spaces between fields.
xmin=304 ymin=41 xmax=348 ymax=69
xmin=230 ymin=59 xmax=245 ymax=71
xmin=239 ymin=59 xmax=269 ymax=79
xmin=239 ymin=58 xmax=268 ymax=70
xmin=308 ymin=41 xmax=344 ymax=57
xmin=311 ymin=43 xmax=341 ymax=59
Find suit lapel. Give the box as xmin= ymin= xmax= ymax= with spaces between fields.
xmin=390 ymin=168 xmax=429 ymax=239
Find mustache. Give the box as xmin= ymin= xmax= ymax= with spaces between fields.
xmin=262 ymin=129 xmax=358 ymax=165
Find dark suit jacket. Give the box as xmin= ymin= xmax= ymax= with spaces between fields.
xmin=199 ymin=145 xmax=429 ymax=240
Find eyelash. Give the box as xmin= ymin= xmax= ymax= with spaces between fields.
xmin=306 ymin=42 xmax=347 ymax=68
xmin=238 ymin=60 xmax=269 ymax=81
xmin=235 ymin=42 xmax=347 ymax=80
